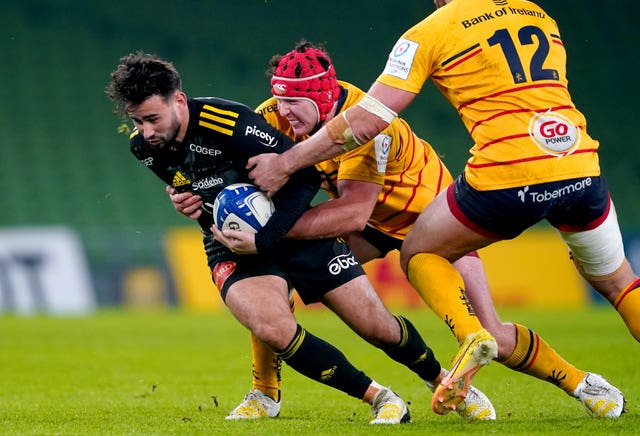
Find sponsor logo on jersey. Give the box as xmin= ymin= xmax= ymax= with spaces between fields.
xmin=192 ymin=177 xmax=224 ymax=191
xmin=374 ymin=134 xmax=392 ymax=173
xmin=383 ymin=38 xmax=419 ymax=81
xmin=213 ymin=261 xmax=236 ymax=290
xmin=327 ymin=252 xmax=358 ymax=275
xmin=517 ymin=178 xmax=592 ymax=203
xmin=172 ymin=171 xmax=190 ymax=187
xmin=245 ymin=125 xmax=278 ymax=147
xmin=256 ymin=103 xmax=279 ymax=115
xmin=189 ymin=143 xmax=221 ymax=156
xmin=140 ymin=157 xmax=153 ymax=167
xmin=529 ymin=111 xmax=580 ymax=157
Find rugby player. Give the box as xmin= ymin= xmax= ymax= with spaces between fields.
xmin=106 ymin=51 xmax=494 ymax=424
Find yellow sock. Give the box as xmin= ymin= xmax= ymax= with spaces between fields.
xmin=250 ymin=332 xmax=282 ymax=401
xmin=499 ymin=324 xmax=585 ymax=395
xmin=407 ymin=253 xmax=482 ymax=343
xmin=614 ymin=278 xmax=640 ymax=341
xmin=249 ymin=293 xmax=295 ymax=401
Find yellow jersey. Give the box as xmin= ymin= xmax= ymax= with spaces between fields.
xmin=377 ymin=0 xmax=600 ymax=191
xmin=256 ymin=80 xmax=452 ymax=239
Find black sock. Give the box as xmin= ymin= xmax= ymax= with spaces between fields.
xmin=382 ymin=315 xmax=441 ymax=382
xmin=276 ymin=324 xmax=372 ymax=399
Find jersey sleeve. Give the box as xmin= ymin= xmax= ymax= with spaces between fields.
xmin=377 ymin=13 xmax=443 ymax=94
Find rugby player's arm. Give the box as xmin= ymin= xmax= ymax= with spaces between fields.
xmin=248 ymin=82 xmax=417 ymax=195
xmin=254 ymin=166 xmax=321 ymax=252
xmin=286 ymin=179 xmax=381 ymax=240
xmin=212 ymin=165 xmax=322 ymax=255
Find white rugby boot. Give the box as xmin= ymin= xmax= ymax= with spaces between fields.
xmin=225 ymin=389 xmax=280 ymax=420
xmin=369 ymin=387 xmax=411 ymax=424
xmin=573 ymin=373 xmax=625 ymax=418
xmin=426 ymin=372 xmax=496 ymax=420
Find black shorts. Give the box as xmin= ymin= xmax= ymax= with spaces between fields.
xmin=203 ymin=232 xmax=365 ymax=304
xmin=448 ymin=173 xmax=611 ymax=239
xmin=360 ymin=225 xmax=403 ymax=257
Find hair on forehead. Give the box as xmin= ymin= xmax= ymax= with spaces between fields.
xmin=106 ymin=51 xmax=182 ymax=117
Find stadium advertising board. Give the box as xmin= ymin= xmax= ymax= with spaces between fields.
xmin=0 ymin=227 xmax=96 ymax=315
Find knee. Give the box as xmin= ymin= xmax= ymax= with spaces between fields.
xmin=362 ymin=325 xmax=400 ymax=348
xmin=357 ymin=315 xmax=402 ymax=348
xmin=252 ymin=319 xmax=298 ymax=351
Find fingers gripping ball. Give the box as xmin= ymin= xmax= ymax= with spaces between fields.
xmin=213 ymin=183 xmax=275 ymax=233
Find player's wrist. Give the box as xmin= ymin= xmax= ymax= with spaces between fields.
xmin=281 ymin=148 xmax=299 ymax=176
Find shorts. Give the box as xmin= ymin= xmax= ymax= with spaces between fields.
xmin=360 ymin=224 xmax=403 ymax=257
xmin=203 ymin=232 xmax=365 ymax=304
xmin=448 ymin=173 xmax=611 ymax=239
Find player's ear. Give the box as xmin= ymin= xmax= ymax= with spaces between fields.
xmin=173 ymin=91 xmax=188 ymax=106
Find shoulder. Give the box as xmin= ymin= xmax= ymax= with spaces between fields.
xmin=191 ymin=96 xmax=265 ymax=137
xmin=255 ymin=97 xmax=278 ymax=116
xmin=193 ymin=96 xmax=255 ymax=119
xmin=337 ymin=81 xmax=365 ymax=111
xmin=254 ymin=97 xmax=284 ymax=125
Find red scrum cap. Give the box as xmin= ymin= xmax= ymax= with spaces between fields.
xmin=270 ymin=46 xmax=340 ymax=123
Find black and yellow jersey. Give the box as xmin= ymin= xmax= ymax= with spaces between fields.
xmin=129 ymin=97 xmax=321 ymax=252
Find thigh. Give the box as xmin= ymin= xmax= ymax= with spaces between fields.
xmin=401 ymin=187 xmax=496 ymax=268
xmin=322 ymin=275 xmax=400 ymax=346
xmin=203 ymin=231 xmax=290 ymax=300
xmin=224 ymin=274 xmax=298 ymax=350
xmin=344 ymin=231 xmax=382 ymax=263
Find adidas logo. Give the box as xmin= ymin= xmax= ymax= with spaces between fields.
xmin=320 ymin=365 xmax=337 ymax=382
xmin=172 ymin=171 xmax=191 ymax=187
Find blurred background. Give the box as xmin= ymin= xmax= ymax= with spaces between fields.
xmin=0 ymin=0 xmax=638 ymax=314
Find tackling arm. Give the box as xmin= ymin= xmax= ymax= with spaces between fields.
xmin=286 ymin=179 xmax=381 ymax=240
xmin=248 ymin=82 xmax=417 ymax=196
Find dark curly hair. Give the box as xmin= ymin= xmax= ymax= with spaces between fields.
xmin=106 ymin=51 xmax=182 ymax=118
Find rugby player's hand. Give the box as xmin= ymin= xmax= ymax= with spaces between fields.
xmin=246 ymin=153 xmax=290 ymax=197
xmin=166 ymin=185 xmax=202 ymax=219
xmin=211 ymin=224 xmax=258 ymax=255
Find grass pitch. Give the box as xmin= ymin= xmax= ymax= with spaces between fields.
xmin=1 ymin=306 xmax=638 ymax=435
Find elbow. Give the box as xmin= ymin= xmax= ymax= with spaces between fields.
xmin=346 ymin=214 xmax=370 ymax=233
xmin=352 ymin=117 xmax=390 ymax=145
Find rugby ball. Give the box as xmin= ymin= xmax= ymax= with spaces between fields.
xmin=213 ymin=183 xmax=274 ymax=233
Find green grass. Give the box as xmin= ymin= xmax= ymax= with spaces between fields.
xmin=1 ymin=306 xmax=638 ymax=435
